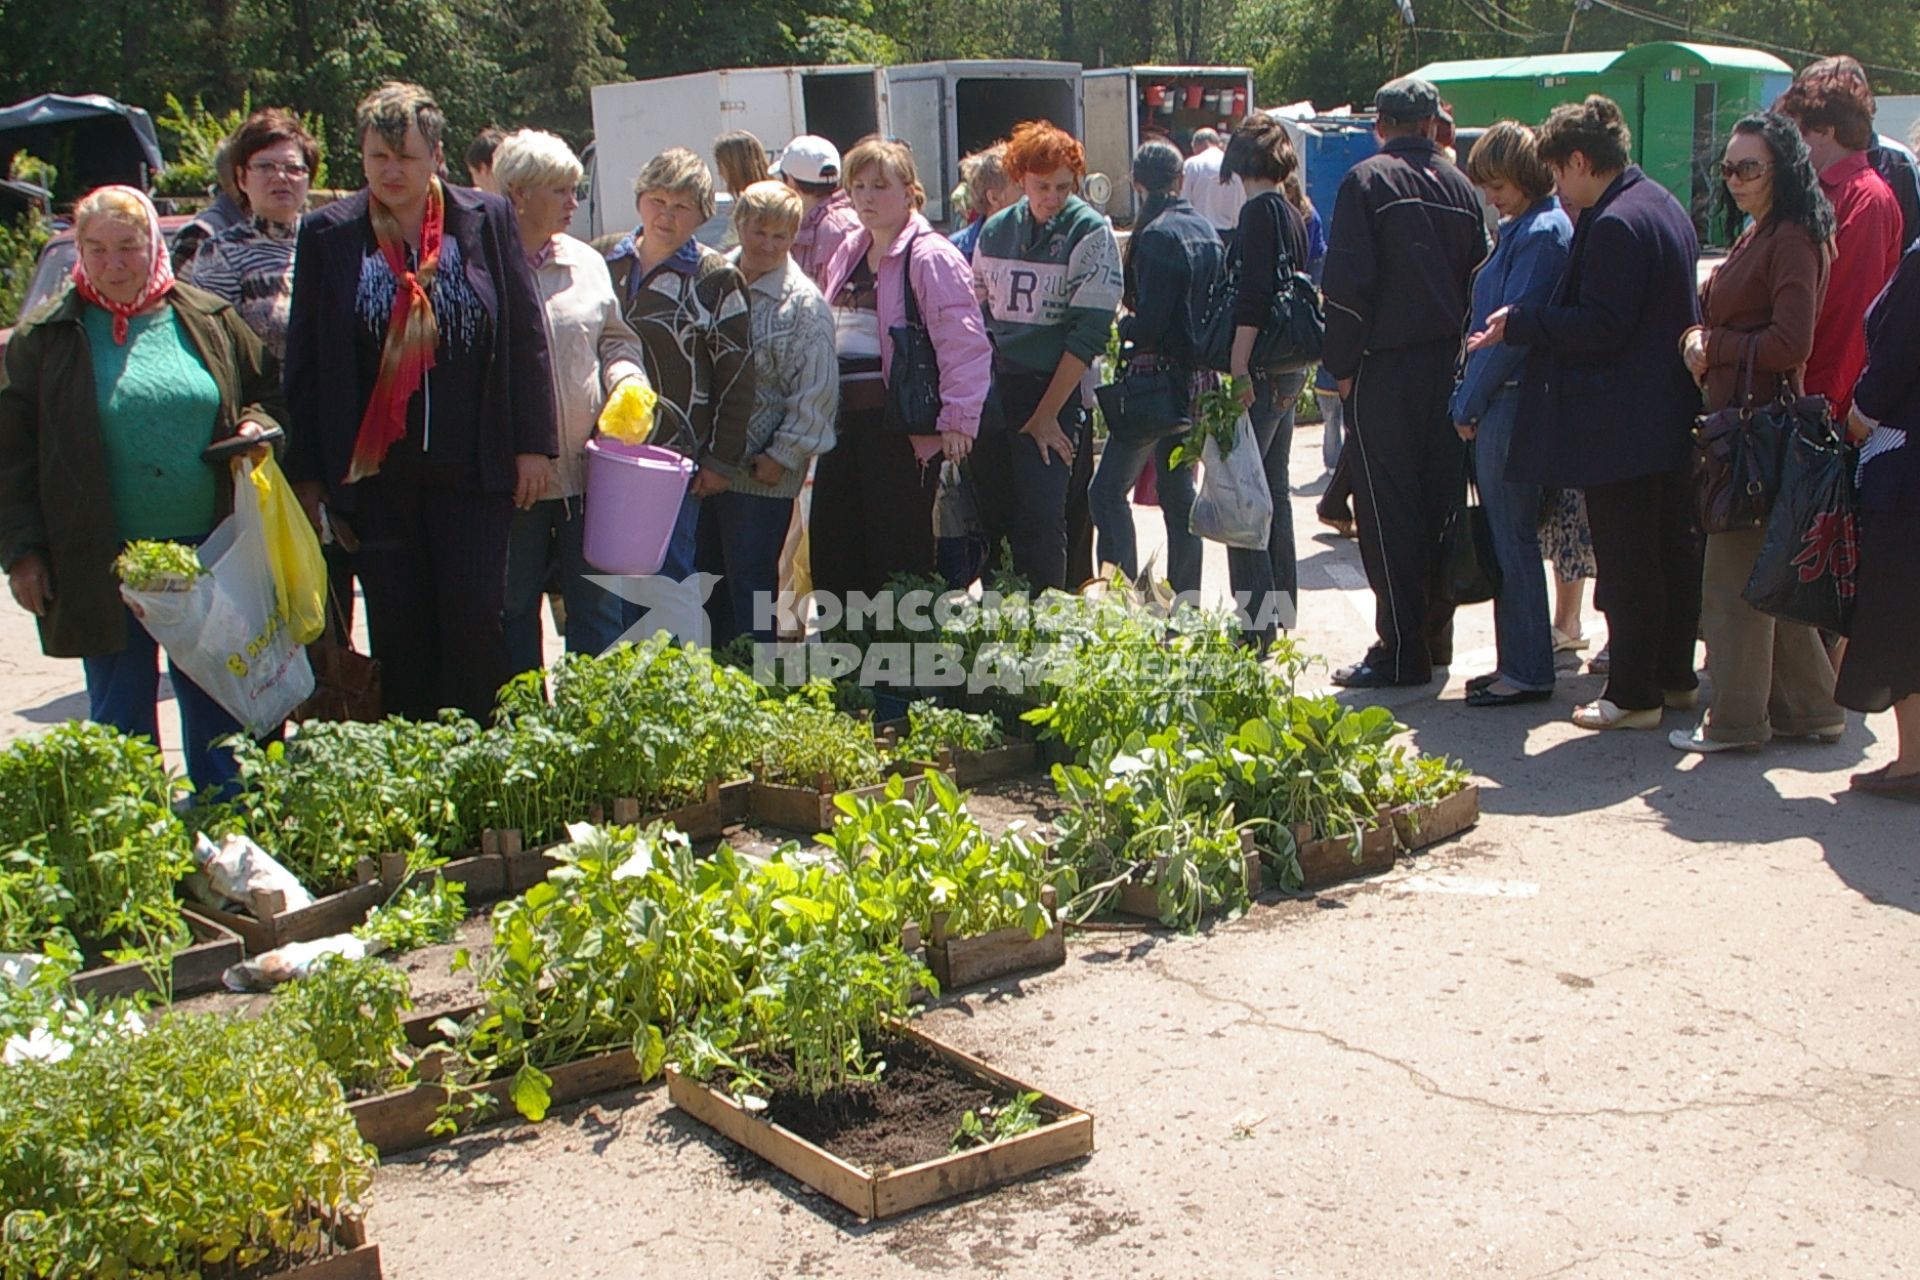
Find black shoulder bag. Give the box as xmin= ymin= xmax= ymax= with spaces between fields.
xmin=1195 ymin=201 xmax=1326 ymax=375
xmin=882 ymin=229 xmax=945 ymax=435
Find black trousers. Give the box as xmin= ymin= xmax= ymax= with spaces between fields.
xmin=1345 ymin=340 xmax=1466 ymax=682
xmin=351 ymin=474 xmax=514 ymax=722
xmin=972 ymin=371 xmax=1088 ymax=593
xmin=1583 ymin=466 xmax=1702 ymax=710
xmin=810 ymin=408 xmax=940 ymax=602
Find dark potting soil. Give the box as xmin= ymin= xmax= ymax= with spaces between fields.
xmin=758 ymin=1035 xmax=1057 ymax=1172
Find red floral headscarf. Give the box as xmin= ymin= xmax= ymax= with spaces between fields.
xmin=70 ymin=185 xmax=175 ymax=344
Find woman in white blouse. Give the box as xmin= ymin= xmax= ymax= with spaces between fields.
xmin=493 ymin=129 xmax=648 ymax=672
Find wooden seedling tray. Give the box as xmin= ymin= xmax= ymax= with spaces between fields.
xmin=718 ymin=778 xmax=751 ymax=824
xmin=666 ymin=1023 xmax=1093 ymax=1220
xmin=377 ymin=850 xmax=507 ymax=904
xmin=1111 ymin=845 xmax=1263 ymax=922
xmin=894 ymin=740 xmax=1042 ymax=788
xmin=1291 ymin=821 xmax=1399 ymax=890
xmin=348 ymin=1001 xmax=650 ymax=1155
xmin=270 ymin=1244 xmax=382 ymax=1280
xmin=1388 ymin=783 xmax=1480 ymax=853
xmin=195 ymin=861 xmax=389 ymax=955
xmin=925 ymin=886 xmax=1064 ymax=990
xmin=748 ymin=773 xmax=922 ymax=834
xmin=71 ymin=907 xmax=243 ymax=1001
xmin=262 ymin=1215 xmax=380 ymax=1279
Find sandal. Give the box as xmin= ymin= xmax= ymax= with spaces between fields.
xmin=1551 ymin=627 xmax=1588 ymax=654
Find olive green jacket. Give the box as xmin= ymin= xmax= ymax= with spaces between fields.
xmin=0 ymin=283 xmax=288 ymax=658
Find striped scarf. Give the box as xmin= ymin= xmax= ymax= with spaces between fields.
xmin=347 ymin=178 xmax=444 ymax=483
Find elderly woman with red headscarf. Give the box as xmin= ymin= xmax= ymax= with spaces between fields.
xmin=0 ymin=185 xmax=285 ymax=790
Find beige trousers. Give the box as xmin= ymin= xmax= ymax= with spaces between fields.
xmin=1700 ymin=526 xmax=1842 ymax=744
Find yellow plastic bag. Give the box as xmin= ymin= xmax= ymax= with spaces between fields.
xmin=597 ymin=380 xmax=659 ymax=444
xmin=249 ymin=454 xmax=327 ymax=645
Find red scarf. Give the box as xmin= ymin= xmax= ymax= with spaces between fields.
xmin=347 ymin=178 xmax=445 ymax=483
xmin=69 ymin=186 xmax=174 ymax=344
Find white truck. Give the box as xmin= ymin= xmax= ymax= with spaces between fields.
xmin=577 ymin=60 xmax=1083 ymax=239
xmin=1082 ymin=65 xmax=1256 ymax=225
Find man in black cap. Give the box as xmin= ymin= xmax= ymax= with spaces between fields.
xmin=1321 ymin=76 xmax=1489 ymax=687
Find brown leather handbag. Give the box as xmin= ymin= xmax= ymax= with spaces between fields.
xmin=1693 ymin=335 xmax=1828 ymax=536
xmin=291 ymin=592 xmax=381 ymax=723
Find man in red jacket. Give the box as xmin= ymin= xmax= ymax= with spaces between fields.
xmin=1776 ymin=60 xmax=1903 ymax=420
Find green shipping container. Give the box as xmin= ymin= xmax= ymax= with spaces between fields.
xmin=1414 ymin=41 xmax=1793 ymax=244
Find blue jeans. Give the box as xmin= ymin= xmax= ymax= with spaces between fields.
xmin=695 ymin=488 xmax=795 ymax=646
xmin=504 ymin=494 xmax=629 ymax=674
xmin=1088 ymin=432 xmax=1199 ymax=594
xmin=83 ymin=604 xmax=246 ymax=794
xmin=1473 ymin=388 xmax=1554 ymax=691
xmin=1228 ymin=368 xmax=1309 ymax=643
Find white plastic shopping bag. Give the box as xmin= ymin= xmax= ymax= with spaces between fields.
xmin=1189 ymin=412 xmax=1274 ymax=550
xmin=121 ymin=460 xmax=314 ymax=736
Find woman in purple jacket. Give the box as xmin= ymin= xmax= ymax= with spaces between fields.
xmin=813 ymin=138 xmax=991 ymax=600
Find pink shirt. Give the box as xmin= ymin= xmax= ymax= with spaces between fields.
xmin=822 ymin=212 xmax=993 ymax=462
xmin=792 ymin=190 xmax=862 ymax=294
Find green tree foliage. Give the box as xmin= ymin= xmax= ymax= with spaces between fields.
xmin=0 ymin=0 xmax=1912 ymax=193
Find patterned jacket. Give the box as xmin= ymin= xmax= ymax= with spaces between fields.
xmin=182 ymin=217 xmax=298 ymax=362
xmin=607 ymin=232 xmax=753 ymax=474
xmin=727 ymin=252 xmax=837 ymax=500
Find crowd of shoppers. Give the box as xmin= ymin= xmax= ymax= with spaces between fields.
xmin=3 ymin=58 xmax=1915 ymax=802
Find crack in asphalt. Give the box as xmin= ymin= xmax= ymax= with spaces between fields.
xmin=1142 ymin=953 xmax=1919 ymax=1125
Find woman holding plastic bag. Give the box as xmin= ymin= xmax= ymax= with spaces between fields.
xmin=0 ymin=185 xmax=286 ymax=791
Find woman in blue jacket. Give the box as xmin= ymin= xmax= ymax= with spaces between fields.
xmin=1450 ymin=123 xmax=1573 ymax=707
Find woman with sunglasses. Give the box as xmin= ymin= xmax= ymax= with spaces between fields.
xmin=1671 ymin=112 xmax=1843 ymax=754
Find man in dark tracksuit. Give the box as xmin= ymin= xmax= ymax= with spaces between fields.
xmin=1321 ymin=77 xmax=1490 ymax=687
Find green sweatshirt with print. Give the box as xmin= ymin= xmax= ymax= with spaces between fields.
xmin=971 ymin=195 xmax=1123 ymax=374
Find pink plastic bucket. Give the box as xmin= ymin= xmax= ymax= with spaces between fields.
xmin=582 ymin=438 xmax=696 ymax=576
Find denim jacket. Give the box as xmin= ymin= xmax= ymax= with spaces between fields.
xmin=1118 ymin=196 xmax=1223 ymax=368
xmin=1450 ymin=196 xmax=1573 ymax=425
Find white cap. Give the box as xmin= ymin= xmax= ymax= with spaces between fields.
xmin=776 ymin=135 xmax=841 ymax=185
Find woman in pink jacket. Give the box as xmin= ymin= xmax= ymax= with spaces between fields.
xmin=813 ymin=137 xmax=991 ymax=600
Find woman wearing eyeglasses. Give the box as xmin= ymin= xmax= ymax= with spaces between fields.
xmin=181 ymin=108 xmax=317 ymax=362
xmin=1671 ymin=112 xmax=1843 ymax=754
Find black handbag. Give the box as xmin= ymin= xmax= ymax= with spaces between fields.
xmin=1094 ymin=360 xmax=1192 ymax=444
xmin=1196 ymin=224 xmax=1326 ymax=375
xmin=1692 ymin=334 xmax=1831 ymax=536
xmin=882 ymin=229 xmax=944 ymax=435
xmin=1437 ymin=446 xmax=1503 ymax=606
xmin=1741 ymin=417 xmax=1858 ymax=635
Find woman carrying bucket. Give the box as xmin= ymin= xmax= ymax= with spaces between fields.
xmin=491 ymin=129 xmax=649 ymax=674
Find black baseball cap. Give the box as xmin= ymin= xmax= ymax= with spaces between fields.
xmin=1375 ymin=77 xmax=1453 ymax=124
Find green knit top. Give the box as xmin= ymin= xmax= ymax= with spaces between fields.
xmin=83 ymin=306 xmax=221 ymax=542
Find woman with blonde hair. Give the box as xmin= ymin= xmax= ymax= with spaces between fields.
xmin=1 ymin=185 xmax=283 ymax=788
xmin=815 ymin=138 xmax=991 ymax=598
xmin=492 ymin=128 xmax=648 ymax=672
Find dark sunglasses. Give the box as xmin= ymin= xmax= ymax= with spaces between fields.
xmin=1719 ymin=158 xmax=1771 ymax=182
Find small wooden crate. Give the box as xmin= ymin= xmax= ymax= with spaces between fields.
xmin=666 ymin=1024 xmax=1093 ymax=1220
xmin=748 ymin=773 xmax=922 ymax=834
xmin=1389 ymin=784 xmax=1481 ymax=852
xmin=895 ymin=740 xmax=1042 ymax=788
xmin=377 ymin=850 xmax=506 ymax=904
xmin=1291 ymin=822 xmax=1399 ymax=890
xmin=925 ymin=886 xmax=1064 ymax=990
xmin=718 ymin=778 xmax=751 ymax=823
xmin=195 ymin=864 xmax=389 ymax=955
xmin=1112 ymin=845 xmax=1263 ymax=922
xmin=349 ymin=1001 xmax=649 ymax=1156
xmin=262 ymin=1216 xmax=381 ymax=1279
xmin=71 ymin=908 xmax=243 ymax=1001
